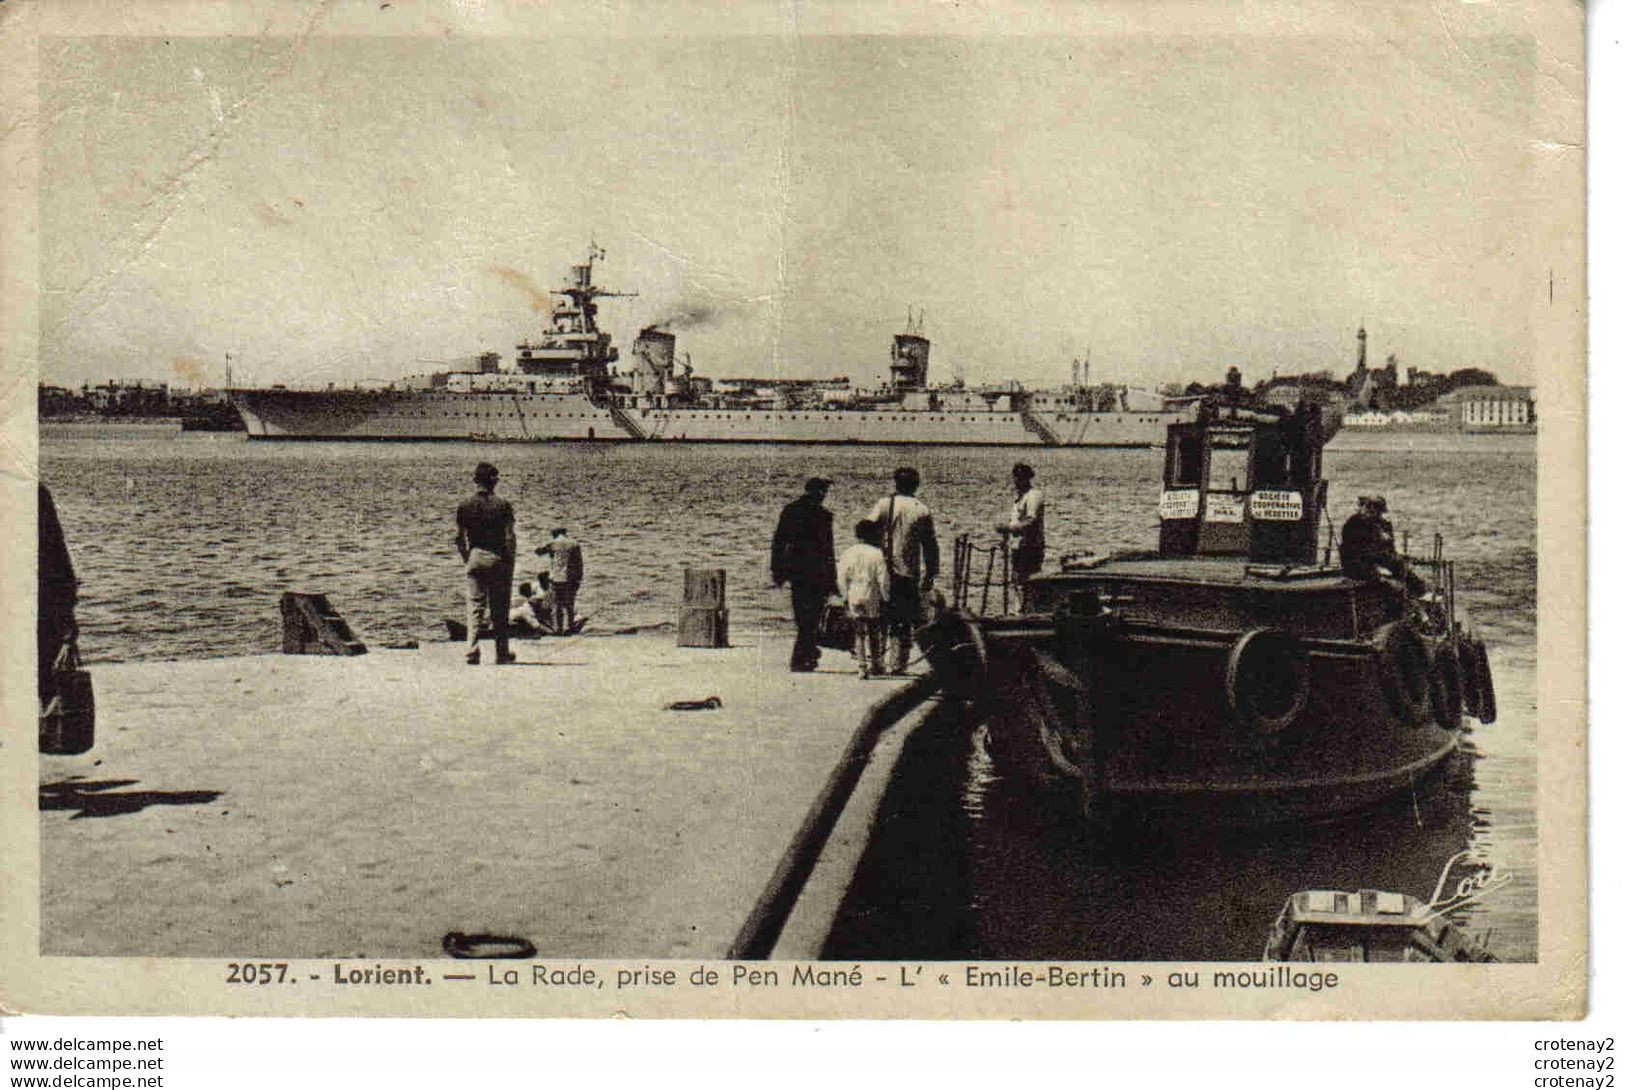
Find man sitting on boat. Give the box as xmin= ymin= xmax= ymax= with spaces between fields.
xmin=1340 ymin=495 xmax=1427 ymax=600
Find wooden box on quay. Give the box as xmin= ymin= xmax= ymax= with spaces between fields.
xmin=678 ymin=568 xmax=729 ymax=648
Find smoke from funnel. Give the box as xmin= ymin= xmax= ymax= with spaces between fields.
xmin=487 ymin=266 xmax=551 ymax=313
xmin=650 ymin=300 xmax=722 ymax=330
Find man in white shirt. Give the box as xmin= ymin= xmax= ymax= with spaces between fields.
xmin=536 ymin=528 xmax=584 ymax=633
xmin=998 ymin=462 xmax=1045 ymax=607
xmin=867 ymin=466 xmax=940 ymax=675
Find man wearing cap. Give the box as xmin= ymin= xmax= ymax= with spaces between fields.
xmin=1339 ymin=495 xmax=1424 ymax=597
xmin=772 ymin=477 xmax=838 ymax=672
xmin=455 ymin=462 xmax=518 ymax=665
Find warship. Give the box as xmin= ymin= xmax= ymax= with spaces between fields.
xmin=230 ymin=249 xmax=1205 ymax=446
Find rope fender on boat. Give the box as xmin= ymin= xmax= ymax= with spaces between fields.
xmin=1224 ymin=627 xmax=1312 ymax=736
xmin=914 ymin=610 xmax=988 ymax=703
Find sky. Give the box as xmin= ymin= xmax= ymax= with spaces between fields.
xmin=39 ymin=30 xmax=1542 ymax=391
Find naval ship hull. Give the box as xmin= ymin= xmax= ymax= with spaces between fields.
xmin=232 ymin=387 xmax=1192 ymax=446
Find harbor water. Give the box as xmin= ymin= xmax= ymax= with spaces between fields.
xmin=40 ymin=433 xmax=1537 ymax=961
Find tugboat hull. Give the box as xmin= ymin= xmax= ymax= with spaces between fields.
xmin=978 ymin=626 xmax=1462 ymax=826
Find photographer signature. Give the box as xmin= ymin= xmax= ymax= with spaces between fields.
xmin=1419 ymin=849 xmax=1512 ymax=923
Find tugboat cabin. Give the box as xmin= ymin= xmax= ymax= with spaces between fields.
xmin=1023 ymin=402 xmax=1386 ymax=649
xmin=1157 ymin=404 xmax=1326 ymax=566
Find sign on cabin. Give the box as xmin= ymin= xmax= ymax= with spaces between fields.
xmin=1251 ymin=490 xmax=1305 ymax=521
xmin=1204 ymin=494 xmax=1246 ymax=523
xmin=1159 ymin=489 xmax=1200 ymax=520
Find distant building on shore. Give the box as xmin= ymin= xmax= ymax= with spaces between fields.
xmin=1342 ymin=408 xmax=1452 ymax=429
xmin=38 ymin=380 xmax=243 ymax=431
xmin=1434 ymin=385 xmax=1535 ymax=430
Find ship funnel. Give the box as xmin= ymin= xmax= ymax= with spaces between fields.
xmin=632 ymin=327 xmax=678 ymax=395
xmin=890 ymin=333 xmax=930 ymax=392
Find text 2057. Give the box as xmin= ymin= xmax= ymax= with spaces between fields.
xmin=226 ymin=962 xmax=290 ymax=984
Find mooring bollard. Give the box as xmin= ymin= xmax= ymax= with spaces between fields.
xmin=280 ymin=592 xmax=368 ymax=656
xmin=677 ymin=568 xmax=729 ymax=648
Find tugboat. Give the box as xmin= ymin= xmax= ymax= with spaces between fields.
xmin=920 ymin=398 xmax=1498 ymax=825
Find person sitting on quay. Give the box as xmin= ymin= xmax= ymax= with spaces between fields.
xmin=535 ymin=527 xmax=584 ymax=635
xmin=771 ymin=477 xmax=837 ymax=673
xmin=996 ymin=462 xmax=1046 ymax=609
xmin=867 ymin=466 xmax=939 ymax=676
xmin=455 ymin=461 xmax=517 ymax=665
xmin=836 ymin=519 xmax=890 ymax=679
xmin=509 ymin=574 xmax=559 ymax=636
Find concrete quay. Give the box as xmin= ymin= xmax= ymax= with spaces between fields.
xmin=38 ymin=632 xmax=937 ymax=961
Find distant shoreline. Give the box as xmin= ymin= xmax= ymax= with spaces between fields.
xmin=1325 ymin=430 xmax=1536 ymax=454
xmin=41 ymin=422 xmax=1539 ymax=454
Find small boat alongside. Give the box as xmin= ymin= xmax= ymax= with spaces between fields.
xmin=1262 ymin=888 xmax=1497 ymax=963
xmin=919 ymin=399 xmax=1497 ymax=825
xmin=1263 ymin=850 xmax=1504 ymax=962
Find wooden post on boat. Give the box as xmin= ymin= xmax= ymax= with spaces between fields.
xmin=678 ymin=568 xmax=729 ymax=648
xmin=280 ymin=592 xmax=367 ymax=655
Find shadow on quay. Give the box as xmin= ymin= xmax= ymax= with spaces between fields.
xmin=41 ymin=777 xmax=223 ymax=820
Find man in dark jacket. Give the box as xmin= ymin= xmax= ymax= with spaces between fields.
xmin=771 ymin=477 xmax=837 ymax=672
xmin=38 ymin=484 xmax=78 ymax=704
xmin=1340 ymin=495 xmax=1425 ymax=597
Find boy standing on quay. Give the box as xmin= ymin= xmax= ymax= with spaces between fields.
xmin=455 ymin=462 xmax=517 ymax=665
xmin=837 ymin=519 xmax=890 ymax=678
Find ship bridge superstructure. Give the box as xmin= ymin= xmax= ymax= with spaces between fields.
xmin=514 ymin=245 xmax=634 ymax=387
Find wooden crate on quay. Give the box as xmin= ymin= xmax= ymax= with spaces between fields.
xmin=679 ymin=568 xmax=729 ymax=648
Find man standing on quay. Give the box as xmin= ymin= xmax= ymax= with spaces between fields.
xmin=536 ymin=527 xmax=584 ymax=634
xmin=456 ymin=461 xmax=517 ymax=665
xmin=868 ymin=466 xmax=939 ymax=675
xmin=771 ymin=477 xmax=837 ymax=673
xmin=998 ymin=462 xmax=1046 ymax=609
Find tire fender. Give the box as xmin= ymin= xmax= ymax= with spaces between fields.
xmin=1429 ymin=644 xmax=1465 ymax=729
xmin=1374 ymin=621 xmax=1433 ymax=725
xmin=1458 ymin=637 xmax=1484 ymax=721
xmin=1469 ymin=638 xmax=1498 ymax=725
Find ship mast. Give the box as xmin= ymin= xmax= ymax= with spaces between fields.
xmin=554 ymin=243 xmax=636 ymax=337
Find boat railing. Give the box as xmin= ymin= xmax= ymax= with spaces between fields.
xmin=951 ymin=534 xmax=1016 ymax=616
xmin=1402 ymin=532 xmax=1459 ymax=633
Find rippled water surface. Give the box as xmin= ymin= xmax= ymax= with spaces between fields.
xmin=41 ymin=433 xmax=1537 ymax=961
